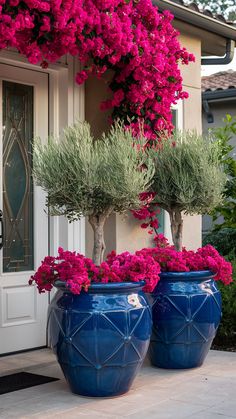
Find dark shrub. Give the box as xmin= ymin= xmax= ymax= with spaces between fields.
xmin=205 ymin=229 xmax=236 ymax=350
xmin=213 ymin=260 xmax=236 ymax=350
xmin=203 ymin=228 xmax=236 ymax=259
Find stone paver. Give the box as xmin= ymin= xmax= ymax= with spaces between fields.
xmin=0 ymin=349 xmax=235 ymax=419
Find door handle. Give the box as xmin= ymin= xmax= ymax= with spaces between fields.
xmin=0 ymin=210 xmax=3 ymax=250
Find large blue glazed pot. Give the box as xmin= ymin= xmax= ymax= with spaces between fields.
xmin=48 ymin=281 xmax=152 ymax=397
xmin=149 ymin=271 xmax=222 ymax=369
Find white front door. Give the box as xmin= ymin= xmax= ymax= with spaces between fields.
xmin=0 ymin=63 xmax=49 ymax=355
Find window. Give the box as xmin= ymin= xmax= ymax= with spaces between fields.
xmin=171 ymin=101 xmax=183 ymax=130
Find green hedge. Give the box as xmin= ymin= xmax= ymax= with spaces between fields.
xmin=204 ymin=228 xmax=236 ymax=350
xmin=203 ymin=228 xmax=236 ymax=259
xmin=213 ymin=259 xmax=236 ymax=350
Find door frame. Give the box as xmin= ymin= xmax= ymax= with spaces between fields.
xmin=0 ymin=64 xmax=50 ymax=354
xmin=0 ymin=52 xmax=85 ymax=355
xmin=0 ymin=51 xmax=86 ymax=260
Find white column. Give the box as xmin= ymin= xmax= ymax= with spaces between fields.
xmin=48 ymin=57 xmax=86 ymax=255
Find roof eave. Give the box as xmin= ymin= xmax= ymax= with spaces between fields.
xmin=202 ymin=88 xmax=236 ymax=101
xmin=153 ymin=0 xmax=236 ymax=41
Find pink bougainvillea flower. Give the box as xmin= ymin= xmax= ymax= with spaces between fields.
xmin=30 ymin=243 xmax=232 ymax=296
xmin=0 ymin=0 xmax=194 ymax=138
xmin=136 ymin=244 xmax=233 ymax=285
xmin=29 ymin=247 xmax=161 ymax=295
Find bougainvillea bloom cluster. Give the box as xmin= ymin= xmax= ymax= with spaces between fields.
xmin=136 ymin=244 xmax=233 ymax=285
xmin=104 ymin=251 xmax=161 ymax=292
xmin=132 ymin=191 xmax=160 ymax=233
xmin=29 ymin=247 xmax=161 ymax=295
xmin=30 ymin=243 xmax=232 ymax=295
xmin=0 ymin=0 xmax=194 ymax=138
xmin=29 ymin=248 xmax=92 ymax=295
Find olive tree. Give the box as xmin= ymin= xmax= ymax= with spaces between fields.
xmin=33 ymin=121 xmax=154 ymax=265
xmin=150 ymin=131 xmax=227 ymax=251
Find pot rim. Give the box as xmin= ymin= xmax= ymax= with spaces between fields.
xmin=54 ymin=279 xmax=146 ymax=294
xmin=159 ymin=270 xmax=216 ymax=281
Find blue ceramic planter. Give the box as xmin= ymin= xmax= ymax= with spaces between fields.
xmin=48 ymin=281 xmax=152 ymax=397
xmin=149 ymin=271 xmax=222 ymax=369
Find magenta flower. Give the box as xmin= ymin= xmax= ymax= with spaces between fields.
xmin=30 ymin=247 xmax=161 ymax=295
xmin=137 ymin=244 xmax=233 ymax=285
xmin=0 ymin=0 xmax=194 ymax=137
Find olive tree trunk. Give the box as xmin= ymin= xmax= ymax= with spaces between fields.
xmin=169 ymin=209 xmax=183 ymax=252
xmin=88 ymin=211 xmax=111 ymax=266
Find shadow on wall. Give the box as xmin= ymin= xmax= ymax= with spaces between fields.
xmin=85 ymin=73 xmax=113 ymax=138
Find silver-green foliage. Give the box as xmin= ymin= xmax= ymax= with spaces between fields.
xmin=151 ymin=130 xmax=227 ymax=215
xmin=33 ymin=121 xmax=155 ymax=221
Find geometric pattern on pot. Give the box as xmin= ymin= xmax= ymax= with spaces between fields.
xmin=152 ymin=292 xmax=222 ymax=344
xmin=149 ymin=273 xmax=222 ymax=369
xmin=49 ymin=305 xmax=151 ymax=368
xmin=48 ymin=283 xmax=152 ymax=396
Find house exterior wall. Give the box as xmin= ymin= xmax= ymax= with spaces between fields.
xmin=203 ymin=100 xmax=236 ymax=148
xmin=0 ymin=16 xmax=232 ymax=261
xmin=85 ymin=30 xmax=203 ymax=258
xmin=202 ymin=99 xmax=236 ymax=236
xmin=179 ymin=33 xmax=202 ymax=250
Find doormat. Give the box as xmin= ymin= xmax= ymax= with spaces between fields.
xmin=0 ymin=372 xmax=59 ymax=395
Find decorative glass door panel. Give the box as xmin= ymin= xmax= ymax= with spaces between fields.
xmin=3 ymin=82 xmax=34 ymax=272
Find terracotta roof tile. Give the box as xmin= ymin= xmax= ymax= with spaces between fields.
xmin=202 ymin=70 xmax=236 ymax=92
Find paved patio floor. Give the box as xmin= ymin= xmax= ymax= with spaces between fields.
xmin=0 ymin=349 xmax=235 ymax=419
